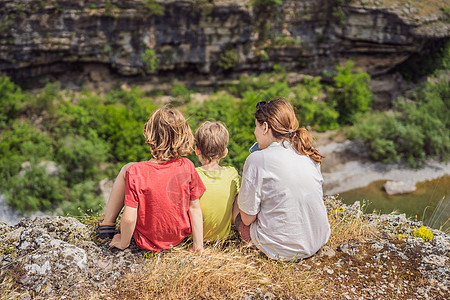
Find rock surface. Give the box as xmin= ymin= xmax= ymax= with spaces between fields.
xmin=1 ymin=0 xmax=449 ymax=83
xmin=383 ymin=180 xmax=417 ymax=195
xmin=0 ymin=196 xmax=448 ymax=298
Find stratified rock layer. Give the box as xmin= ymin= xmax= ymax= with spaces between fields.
xmin=0 ymin=0 xmax=449 ymax=81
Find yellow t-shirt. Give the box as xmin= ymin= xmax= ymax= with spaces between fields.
xmin=196 ymin=166 xmax=241 ymax=241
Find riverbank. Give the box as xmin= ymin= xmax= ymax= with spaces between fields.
xmin=318 ymin=139 xmax=450 ymax=195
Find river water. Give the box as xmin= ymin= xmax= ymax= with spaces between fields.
xmin=339 ymin=176 xmax=449 ymax=232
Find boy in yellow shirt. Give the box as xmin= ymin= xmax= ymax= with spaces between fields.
xmin=194 ymin=121 xmax=240 ymax=241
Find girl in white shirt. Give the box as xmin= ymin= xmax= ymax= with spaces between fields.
xmin=233 ymin=98 xmax=331 ymax=260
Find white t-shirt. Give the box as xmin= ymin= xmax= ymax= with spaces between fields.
xmin=238 ymin=141 xmax=331 ymax=260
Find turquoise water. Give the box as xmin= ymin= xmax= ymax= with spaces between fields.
xmin=339 ymin=176 xmax=450 ymax=232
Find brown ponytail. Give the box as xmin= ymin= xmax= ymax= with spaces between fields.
xmin=255 ymin=98 xmax=324 ymax=164
xmin=291 ymin=128 xmax=324 ymax=164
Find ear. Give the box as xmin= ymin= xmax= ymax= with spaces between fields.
xmin=221 ymin=148 xmax=229 ymax=158
xmin=263 ymin=122 xmax=270 ymax=135
xmin=194 ymin=146 xmax=201 ymax=156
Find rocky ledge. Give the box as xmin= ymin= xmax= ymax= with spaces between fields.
xmin=0 ymin=196 xmax=448 ymax=299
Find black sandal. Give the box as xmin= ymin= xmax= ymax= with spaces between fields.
xmin=95 ymin=223 xmax=117 ymax=240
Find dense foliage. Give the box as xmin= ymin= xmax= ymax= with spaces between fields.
xmin=349 ymin=73 xmax=450 ymax=167
xmin=0 ymin=82 xmax=156 ymax=215
xmin=1 ymin=55 xmax=447 ymax=215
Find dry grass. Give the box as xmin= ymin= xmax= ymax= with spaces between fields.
xmin=104 ymin=202 xmax=379 ymax=300
xmin=108 ymin=242 xmax=326 ymax=300
xmin=326 ymin=204 xmax=379 ymax=249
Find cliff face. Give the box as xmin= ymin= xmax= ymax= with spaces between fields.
xmin=0 ymin=0 xmax=449 ymax=82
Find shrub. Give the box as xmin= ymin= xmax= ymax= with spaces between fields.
xmin=291 ymin=77 xmax=339 ymax=131
xmin=349 ymin=75 xmax=449 ymax=166
xmin=327 ymin=60 xmax=373 ymax=125
xmin=6 ymin=165 xmax=66 ymax=212
xmin=144 ymin=0 xmax=165 ymax=17
xmin=55 ymin=134 xmax=110 ymax=184
xmin=171 ymin=84 xmax=192 ymax=105
xmin=218 ymin=49 xmax=238 ymax=70
xmin=142 ymin=49 xmax=160 ymax=72
xmin=395 ymin=40 xmax=450 ymax=82
xmin=59 ymin=181 xmax=105 ymax=216
xmin=0 ymin=76 xmax=25 ymax=127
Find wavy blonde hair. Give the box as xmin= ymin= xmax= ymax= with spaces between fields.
xmin=143 ymin=106 xmax=194 ymax=161
xmin=194 ymin=121 xmax=229 ymax=163
xmin=255 ymin=98 xmax=324 ymax=164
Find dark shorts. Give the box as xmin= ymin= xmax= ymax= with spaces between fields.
xmin=234 ymin=213 xmax=252 ymax=244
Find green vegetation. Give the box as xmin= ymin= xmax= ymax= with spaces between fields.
xmin=395 ymin=40 xmax=450 ymax=82
xmin=218 ymin=49 xmax=238 ymax=70
xmin=187 ymin=61 xmax=373 ymax=168
xmin=171 ymin=84 xmax=192 ymax=106
xmin=328 ymin=60 xmax=373 ymax=125
xmin=142 ymin=48 xmax=160 ymax=72
xmin=105 ymin=1 xmax=119 ymax=17
xmin=348 ymin=41 xmax=450 ymax=167
xmin=349 ymin=74 xmax=449 ymax=167
xmin=0 ymin=83 xmax=156 ymax=215
xmin=144 ymin=0 xmax=165 ymax=17
xmin=1 ymin=48 xmax=447 ymax=214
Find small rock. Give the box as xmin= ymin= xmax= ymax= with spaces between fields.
xmin=383 ymin=181 xmax=416 ymax=195
xmin=337 ymin=243 xmax=359 ymax=255
xmin=316 ymin=246 xmax=336 ymax=258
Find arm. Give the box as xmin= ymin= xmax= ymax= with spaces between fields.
xmin=110 ymin=205 xmax=137 ymax=250
xmin=188 ymin=199 xmax=203 ymax=253
xmin=239 ymin=209 xmax=257 ymax=226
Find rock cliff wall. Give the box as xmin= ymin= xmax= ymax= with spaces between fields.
xmin=0 ymin=0 xmax=449 ymax=83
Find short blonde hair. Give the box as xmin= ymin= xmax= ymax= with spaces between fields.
xmin=194 ymin=121 xmax=229 ymax=163
xmin=143 ymin=106 xmax=194 ymax=161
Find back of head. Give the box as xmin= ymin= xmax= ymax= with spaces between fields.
xmin=195 ymin=121 xmax=229 ymax=163
xmin=143 ymin=106 xmax=194 ymax=161
xmin=255 ymin=98 xmax=324 ymax=164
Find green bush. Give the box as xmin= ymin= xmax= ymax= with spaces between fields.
xmin=171 ymin=84 xmax=192 ymax=105
xmin=349 ymin=75 xmax=449 ymax=166
xmin=0 ymin=76 xmax=25 ymax=127
xmin=291 ymin=76 xmax=339 ymax=131
xmin=0 ymin=78 xmax=157 ymax=215
xmin=327 ymin=60 xmax=373 ymax=125
xmin=55 ymin=134 xmax=110 ymax=184
xmin=59 ymin=181 xmax=105 ymax=216
xmin=144 ymin=0 xmax=165 ymax=17
xmin=142 ymin=48 xmax=160 ymax=72
xmin=218 ymin=49 xmax=239 ymax=70
xmin=6 ymin=165 xmax=66 ymax=212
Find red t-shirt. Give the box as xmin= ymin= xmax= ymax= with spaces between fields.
xmin=124 ymin=158 xmax=206 ymax=251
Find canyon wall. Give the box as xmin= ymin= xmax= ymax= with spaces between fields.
xmin=0 ymin=0 xmax=449 ymax=83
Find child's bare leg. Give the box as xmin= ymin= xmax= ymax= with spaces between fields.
xmin=101 ymin=162 xmax=136 ymax=225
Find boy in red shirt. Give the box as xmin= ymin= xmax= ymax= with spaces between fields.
xmin=97 ymin=106 xmax=205 ymax=252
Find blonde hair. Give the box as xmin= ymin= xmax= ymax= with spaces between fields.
xmin=194 ymin=121 xmax=229 ymax=163
xmin=143 ymin=106 xmax=194 ymax=161
xmin=255 ymin=98 xmax=324 ymax=164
